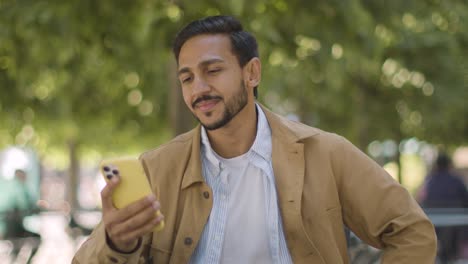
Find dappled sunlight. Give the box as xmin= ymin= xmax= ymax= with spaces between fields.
xmin=127 ymin=89 xmax=143 ymax=106
xmin=331 ymin=43 xmax=343 ymax=59
xmin=1 ymin=0 xmax=467 ymax=263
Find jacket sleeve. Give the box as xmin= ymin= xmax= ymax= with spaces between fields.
xmin=72 ymin=221 xmax=151 ymax=264
xmin=331 ymin=136 xmax=437 ymax=263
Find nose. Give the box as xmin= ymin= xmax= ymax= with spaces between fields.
xmin=192 ymin=76 xmax=210 ymax=96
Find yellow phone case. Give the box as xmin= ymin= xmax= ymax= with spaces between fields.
xmin=100 ymin=157 xmax=164 ymax=232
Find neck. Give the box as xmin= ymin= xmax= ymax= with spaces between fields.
xmin=206 ymin=103 xmax=257 ymax=158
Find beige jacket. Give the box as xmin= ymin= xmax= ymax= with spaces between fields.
xmin=73 ymin=106 xmax=436 ymax=264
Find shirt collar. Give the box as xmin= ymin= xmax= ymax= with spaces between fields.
xmin=201 ymin=126 xmax=221 ymax=171
xmin=249 ymin=104 xmax=272 ymax=162
xmin=201 ymin=103 xmax=272 ymax=169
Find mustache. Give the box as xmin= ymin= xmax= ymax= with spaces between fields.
xmin=192 ymin=95 xmax=222 ymax=108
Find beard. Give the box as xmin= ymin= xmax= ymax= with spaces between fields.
xmin=193 ymin=81 xmax=248 ymax=131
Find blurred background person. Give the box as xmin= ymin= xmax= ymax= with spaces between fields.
xmin=4 ymin=169 xmax=37 ymax=239
xmin=420 ymin=153 xmax=468 ymax=208
xmin=419 ymin=153 xmax=468 ymax=262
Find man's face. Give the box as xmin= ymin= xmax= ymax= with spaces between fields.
xmin=177 ymin=34 xmax=250 ymax=130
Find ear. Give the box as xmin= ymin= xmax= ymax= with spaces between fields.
xmin=243 ymin=57 xmax=261 ymax=90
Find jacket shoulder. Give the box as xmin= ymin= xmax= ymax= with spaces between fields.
xmin=275 ymin=112 xmax=345 ymax=145
xmin=140 ymin=128 xmax=196 ymax=162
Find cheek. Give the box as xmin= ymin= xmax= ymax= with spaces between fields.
xmin=182 ymin=90 xmax=193 ymax=108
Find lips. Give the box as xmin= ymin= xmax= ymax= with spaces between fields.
xmin=192 ymin=95 xmax=222 ymax=111
xmin=195 ymin=99 xmax=219 ymax=112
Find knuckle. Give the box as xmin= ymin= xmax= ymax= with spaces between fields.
xmin=143 ymin=225 xmax=154 ymax=235
xmin=152 ymin=201 xmax=160 ymax=210
xmin=100 ymin=187 xmax=108 ymax=197
xmin=135 ymin=227 xmax=150 ymax=238
xmin=145 ymin=213 xmax=156 ymax=224
xmin=103 ymin=214 xmax=116 ymax=227
xmin=115 ymin=229 xmax=126 ymax=241
xmin=124 ymin=221 xmax=133 ymax=232
xmin=113 ymin=234 xmax=123 ymax=244
xmin=119 ymin=233 xmax=134 ymax=244
xmin=108 ymin=229 xmax=117 ymax=239
xmin=107 ymin=222 xmax=123 ymax=237
xmin=121 ymin=204 xmax=135 ymax=215
xmin=126 ymin=202 xmax=147 ymax=216
xmin=145 ymin=208 xmax=156 ymax=218
xmin=103 ymin=217 xmax=112 ymax=227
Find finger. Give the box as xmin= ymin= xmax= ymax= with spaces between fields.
xmin=118 ymin=198 xmax=159 ymax=226
xmin=107 ymin=195 xmax=158 ymax=226
xmin=110 ymin=203 xmax=160 ymax=237
xmin=153 ymin=212 xmax=165 ymax=232
xmin=100 ymin=177 xmax=120 ymax=210
xmin=116 ymin=195 xmax=158 ymax=221
xmin=113 ymin=214 xmax=164 ymax=246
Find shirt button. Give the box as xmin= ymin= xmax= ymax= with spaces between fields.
xmin=203 ymin=191 xmax=210 ymax=199
xmin=184 ymin=237 xmax=193 ymax=246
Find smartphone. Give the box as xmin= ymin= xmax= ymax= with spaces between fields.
xmin=100 ymin=157 xmax=164 ymax=232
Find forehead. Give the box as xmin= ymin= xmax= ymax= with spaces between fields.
xmin=178 ymin=34 xmax=237 ymax=69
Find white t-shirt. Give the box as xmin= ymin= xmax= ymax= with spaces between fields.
xmin=214 ymin=151 xmax=273 ymax=264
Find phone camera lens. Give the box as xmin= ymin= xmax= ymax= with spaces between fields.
xmin=106 ymin=174 xmax=113 ymax=180
xmin=103 ymin=166 xmax=110 ymax=172
xmin=112 ymin=169 xmax=119 ymax=175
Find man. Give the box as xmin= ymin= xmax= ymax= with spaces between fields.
xmin=5 ymin=169 xmax=35 ymax=239
xmin=420 ymin=153 xmax=468 ymax=262
xmin=73 ymin=16 xmax=436 ymax=263
xmin=420 ymin=153 xmax=468 ymax=209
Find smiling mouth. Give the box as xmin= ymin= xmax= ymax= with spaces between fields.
xmin=195 ymin=99 xmax=220 ymax=112
xmin=192 ymin=95 xmax=222 ymax=110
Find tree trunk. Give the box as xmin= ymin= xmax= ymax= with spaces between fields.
xmin=355 ymin=82 xmax=369 ymax=151
xmin=67 ymin=140 xmax=79 ymax=213
xmin=168 ymin=60 xmax=194 ymax=136
xmin=396 ymin=132 xmax=404 ymax=184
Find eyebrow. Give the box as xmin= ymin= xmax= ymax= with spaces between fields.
xmin=177 ymin=58 xmax=225 ymax=77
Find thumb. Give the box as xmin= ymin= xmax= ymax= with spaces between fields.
xmin=100 ymin=176 xmax=120 ymax=210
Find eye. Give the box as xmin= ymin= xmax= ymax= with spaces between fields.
xmin=181 ymin=76 xmax=193 ymax=84
xmin=207 ymin=68 xmax=221 ymax=74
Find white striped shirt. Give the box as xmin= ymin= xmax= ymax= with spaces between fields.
xmin=189 ymin=104 xmax=293 ymax=264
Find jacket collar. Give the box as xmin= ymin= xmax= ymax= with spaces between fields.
xmin=181 ymin=125 xmax=204 ymax=189
xmin=180 ymin=103 xmax=320 ymax=189
xmin=260 ymin=104 xmax=320 ymax=144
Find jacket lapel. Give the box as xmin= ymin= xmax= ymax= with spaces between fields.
xmin=272 ymin=137 xmax=304 ymax=216
xmin=171 ymin=126 xmax=213 ymax=263
xmin=181 ymin=125 xmax=205 ymax=189
xmin=265 ymin=107 xmax=325 ymax=262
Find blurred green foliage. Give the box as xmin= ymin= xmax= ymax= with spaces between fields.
xmin=0 ymin=0 xmax=467 ymax=160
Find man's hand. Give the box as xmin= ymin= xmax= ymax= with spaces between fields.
xmin=101 ymin=177 xmax=164 ymax=252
